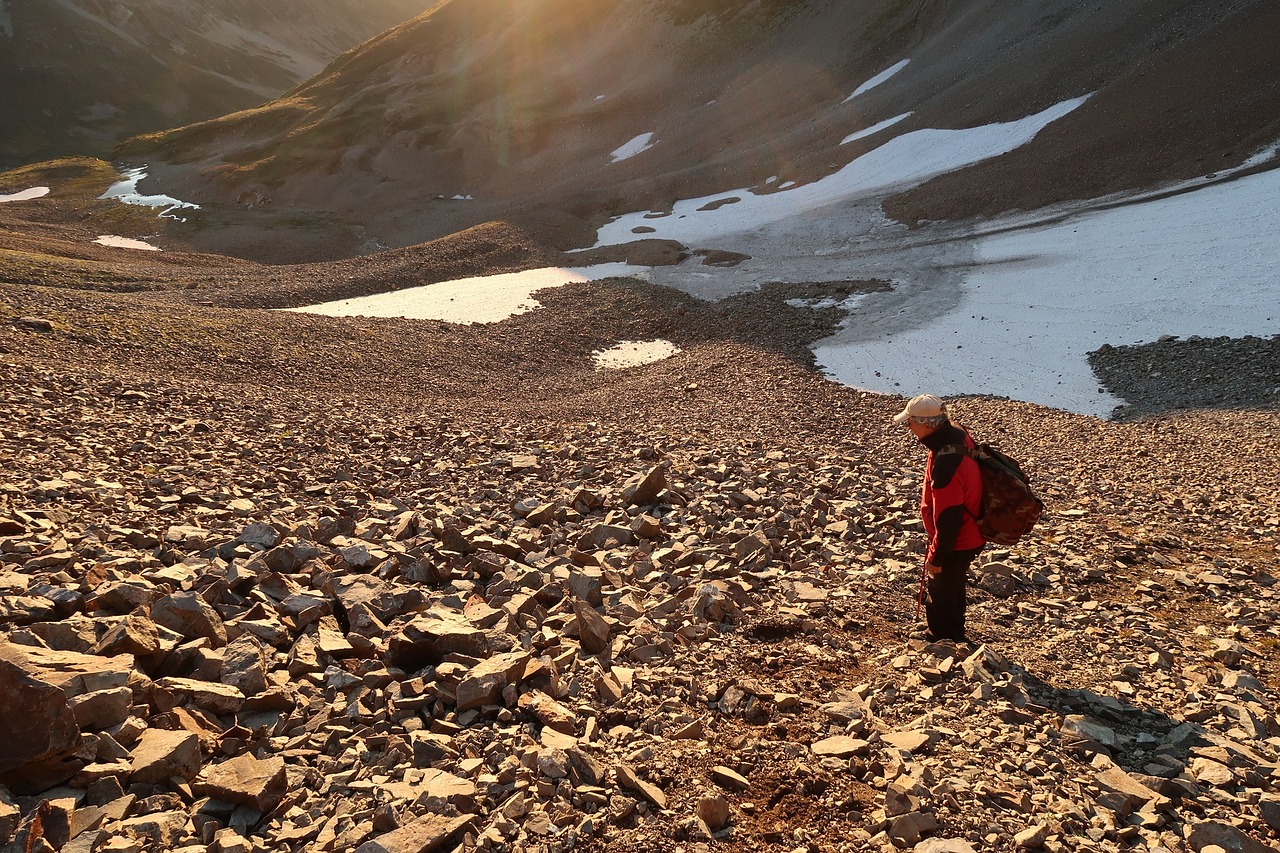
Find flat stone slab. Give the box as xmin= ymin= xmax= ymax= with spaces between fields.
xmin=354 ymin=813 xmax=474 ymax=853
xmin=882 ymin=730 xmax=933 ymax=753
xmin=711 ymin=766 xmax=751 ymax=791
xmin=197 ymin=753 xmax=287 ymax=811
xmin=130 ymin=728 xmax=201 ymax=784
xmin=616 ymin=763 xmax=667 ymax=809
xmin=1 ymin=643 xmax=133 ymax=698
xmin=810 ymin=735 xmax=871 ymax=758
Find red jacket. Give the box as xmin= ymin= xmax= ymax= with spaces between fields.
xmin=919 ymin=424 xmax=986 ymax=563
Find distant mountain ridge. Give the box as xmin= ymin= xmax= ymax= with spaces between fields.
xmin=111 ymin=0 xmax=1280 ymax=262
xmin=0 ymin=0 xmax=432 ymax=169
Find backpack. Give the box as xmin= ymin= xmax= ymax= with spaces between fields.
xmin=939 ymin=441 xmax=1044 ymax=546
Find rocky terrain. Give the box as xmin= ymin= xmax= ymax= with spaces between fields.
xmin=0 ymin=0 xmax=1277 ymax=835
xmin=1088 ymin=335 xmax=1280 ymax=421
xmin=2 ymin=218 xmax=1279 ymax=853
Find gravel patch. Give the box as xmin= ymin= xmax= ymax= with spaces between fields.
xmin=1089 ymin=333 xmax=1280 ymax=420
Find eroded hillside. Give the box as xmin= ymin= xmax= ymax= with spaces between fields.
xmin=113 ymin=0 xmax=1280 ymax=261
xmin=0 ymin=0 xmax=433 ymax=170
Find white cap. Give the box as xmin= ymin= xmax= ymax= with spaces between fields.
xmin=892 ymin=394 xmax=947 ymax=424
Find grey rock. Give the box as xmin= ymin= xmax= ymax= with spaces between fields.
xmin=1258 ymin=798 xmax=1280 ymax=833
xmin=568 ymin=567 xmax=604 ymax=607
xmin=1062 ymin=715 xmax=1118 ymax=748
xmin=236 ymin=522 xmax=281 ymax=550
xmin=0 ymin=595 xmax=57 ymax=625
xmin=537 ymin=748 xmax=571 ymax=779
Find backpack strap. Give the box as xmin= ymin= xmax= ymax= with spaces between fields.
xmin=935 ymin=443 xmax=982 ymax=520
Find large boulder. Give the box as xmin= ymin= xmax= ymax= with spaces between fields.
xmin=0 ymin=645 xmax=83 ymax=791
xmin=220 ymin=634 xmax=268 ymax=697
xmin=0 ymin=644 xmax=133 ymax=698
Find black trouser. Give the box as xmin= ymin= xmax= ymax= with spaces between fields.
xmin=925 ymin=546 xmax=983 ymax=642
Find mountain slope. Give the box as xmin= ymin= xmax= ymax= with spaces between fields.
xmin=114 ymin=0 xmax=1280 ymax=260
xmin=0 ymin=0 xmax=433 ymax=169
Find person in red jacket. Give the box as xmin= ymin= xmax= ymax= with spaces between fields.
xmin=893 ymin=394 xmax=986 ymax=644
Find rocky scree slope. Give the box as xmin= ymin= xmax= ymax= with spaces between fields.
xmin=1 ymin=292 xmax=1278 ymax=852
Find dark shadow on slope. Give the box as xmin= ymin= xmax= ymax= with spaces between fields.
xmin=883 ymin=0 xmax=1280 ymax=227
xmin=980 ymin=657 xmax=1218 ymax=808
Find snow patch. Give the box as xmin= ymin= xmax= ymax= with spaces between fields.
xmin=100 ymin=168 xmax=200 ymax=221
xmin=843 ymin=59 xmax=909 ymax=102
xmin=78 ymin=102 xmax=124 ymax=122
xmin=1240 ymin=141 xmax=1280 ymax=170
xmin=594 ymin=96 xmax=1090 ymax=247
xmin=787 ymin=294 xmax=870 ymax=312
xmin=290 ymin=264 xmax=648 ymax=325
xmin=841 ymin=112 xmax=913 ymax=146
xmin=0 ymin=0 xmax=12 ymax=38
xmin=0 ymin=186 xmax=50 ymax=203
xmin=94 ymin=235 xmax=160 ymax=251
xmin=814 ymin=166 xmax=1280 ymax=417
xmin=593 ymin=339 xmax=681 ymax=369
xmin=611 ymin=133 xmax=656 ymax=163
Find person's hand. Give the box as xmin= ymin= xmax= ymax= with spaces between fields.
xmin=925 ymin=562 xmax=941 ymax=575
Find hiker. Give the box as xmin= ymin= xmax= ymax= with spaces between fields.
xmin=893 ymin=394 xmax=985 ymax=644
